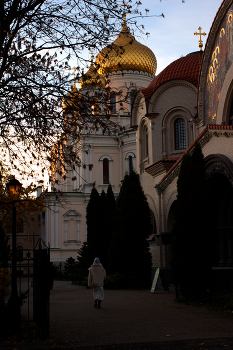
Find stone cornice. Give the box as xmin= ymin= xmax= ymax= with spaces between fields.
xmin=145 ymin=113 xmax=159 ymax=120
xmin=145 ymin=159 xmax=178 ymax=178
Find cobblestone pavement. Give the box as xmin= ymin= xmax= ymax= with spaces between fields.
xmin=48 ymin=281 xmax=233 ymax=349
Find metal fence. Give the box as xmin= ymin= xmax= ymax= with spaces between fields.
xmin=5 ymin=239 xmax=51 ymax=340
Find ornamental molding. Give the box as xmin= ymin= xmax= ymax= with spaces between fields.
xmin=98 ymin=155 xmax=113 ymax=161
xmin=145 ymin=113 xmax=159 ymax=120
xmin=198 ymin=0 xmax=233 ymax=121
xmin=150 ymin=81 xmax=197 ymax=114
xmin=108 ymin=70 xmax=155 ymax=78
xmin=125 ymin=152 xmax=136 ymax=159
xmin=63 ymin=210 xmax=81 ymax=217
xmin=159 ymin=162 xmax=181 ymax=192
xmin=211 ymin=130 xmax=233 ymax=137
xmin=198 ymin=130 xmax=213 ymax=148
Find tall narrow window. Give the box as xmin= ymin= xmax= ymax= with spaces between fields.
xmin=145 ymin=129 xmax=149 ymax=157
xmin=92 ymin=99 xmax=98 ymax=115
xmin=142 ymin=123 xmax=149 ymax=160
xmin=130 ymin=90 xmax=136 ymax=107
xmin=129 ymin=155 xmax=133 ymax=173
xmin=174 ymin=118 xmax=186 ymax=150
xmin=110 ymin=92 xmax=116 ymax=114
xmin=103 ymin=158 xmax=109 ymax=184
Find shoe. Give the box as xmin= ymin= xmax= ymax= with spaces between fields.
xmin=98 ymin=300 xmax=101 ymax=309
xmin=94 ymin=300 xmax=97 ymax=308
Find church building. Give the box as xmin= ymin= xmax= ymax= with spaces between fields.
xmin=42 ymin=15 xmax=157 ymax=264
xmin=42 ymin=0 xmax=233 ymax=274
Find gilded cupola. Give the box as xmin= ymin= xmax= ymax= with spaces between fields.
xmin=95 ymin=15 xmax=157 ymax=76
xmin=79 ymin=59 xmax=106 ymax=89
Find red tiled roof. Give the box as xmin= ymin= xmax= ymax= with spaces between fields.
xmin=142 ymin=51 xmax=204 ymax=100
xmin=145 ymin=158 xmax=179 ymax=177
xmin=208 ymin=124 xmax=233 ymax=130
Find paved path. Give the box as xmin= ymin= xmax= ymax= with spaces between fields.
xmin=48 ymin=281 xmax=233 ymax=349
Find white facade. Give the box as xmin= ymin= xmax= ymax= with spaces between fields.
xmin=42 ymin=68 xmax=155 ymax=263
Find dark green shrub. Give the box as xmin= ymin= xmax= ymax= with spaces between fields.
xmin=108 ymin=170 xmax=152 ymax=288
xmin=171 ymin=143 xmax=212 ymax=300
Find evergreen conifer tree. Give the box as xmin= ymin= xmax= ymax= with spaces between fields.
xmin=98 ymin=186 xmax=116 ymax=267
xmin=85 ymin=186 xmax=115 ymax=268
xmin=86 ymin=187 xmax=101 ymax=266
xmin=171 ymin=143 xmax=212 ymax=298
xmin=98 ymin=190 xmax=107 ymax=265
xmin=108 ymin=171 xmax=152 ymax=287
xmin=76 ymin=242 xmax=90 ymax=279
xmin=105 ymin=185 xmax=116 ymax=256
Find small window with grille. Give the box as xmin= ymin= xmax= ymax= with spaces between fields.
xmin=174 ymin=118 xmax=186 ymax=150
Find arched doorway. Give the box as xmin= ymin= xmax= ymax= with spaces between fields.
xmin=207 ymin=173 xmax=233 ymax=267
xmin=205 ymin=155 xmax=233 ymax=267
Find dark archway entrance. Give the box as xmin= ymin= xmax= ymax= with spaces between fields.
xmin=205 ymin=155 xmax=233 ymax=267
xmin=208 ymin=174 xmax=233 ymax=267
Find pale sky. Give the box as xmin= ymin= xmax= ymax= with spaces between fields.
xmin=137 ymin=0 xmax=223 ymax=74
xmin=72 ymin=0 xmax=223 ymax=75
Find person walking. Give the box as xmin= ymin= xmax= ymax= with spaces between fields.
xmin=88 ymin=257 xmax=106 ymax=309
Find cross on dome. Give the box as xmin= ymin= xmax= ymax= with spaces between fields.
xmin=194 ymin=27 xmax=206 ymax=51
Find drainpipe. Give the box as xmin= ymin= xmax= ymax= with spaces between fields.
xmin=155 ymin=184 xmax=163 ymax=268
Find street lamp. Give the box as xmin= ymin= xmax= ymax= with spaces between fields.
xmin=7 ymin=177 xmax=22 ymax=334
xmin=6 ymin=177 xmax=22 ymax=194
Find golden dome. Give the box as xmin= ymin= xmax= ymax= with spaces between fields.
xmin=62 ymin=82 xmax=79 ymax=111
xmin=79 ymin=60 xmax=106 ymax=89
xmin=96 ymin=17 xmax=157 ymax=76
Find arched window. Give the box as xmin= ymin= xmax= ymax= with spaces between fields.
xmin=142 ymin=123 xmax=149 ymax=159
xmin=130 ymin=90 xmax=136 ymax=106
xmin=174 ymin=118 xmax=186 ymax=150
xmin=99 ymin=155 xmax=113 ymax=188
xmin=92 ymin=99 xmax=98 ymax=115
xmin=103 ymin=158 xmax=109 ymax=184
xmin=110 ymin=92 xmax=116 ymax=114
xmin=129 ymin=156 xmax=133 ymax=173
xmin=125 ymin=152 xmax=136 ymax=174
